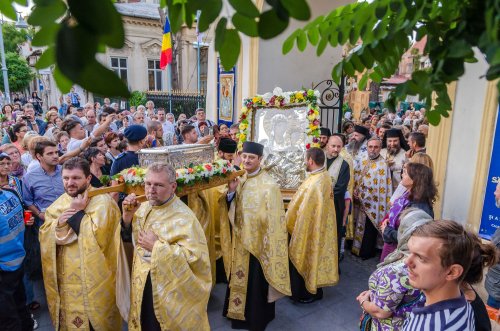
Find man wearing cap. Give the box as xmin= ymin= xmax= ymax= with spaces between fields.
xmin=319 ymin=127 xmax=331 ymax=149
xmin=110 ymin=125 xmax=147 ymax=176
xmin=352 ymin=137 xmax=392 ymax=259
xmin=286 ymin=147 xmax=339 ymax=303
xmin=380 ymin=128 xmax=409 ymax=191
xmin=222 ymin=141 xmax=290 ymax=330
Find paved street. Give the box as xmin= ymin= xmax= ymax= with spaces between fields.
xmin=35 ymin=252 xmax=378 ymax=331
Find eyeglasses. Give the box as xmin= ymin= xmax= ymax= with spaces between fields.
xmin=19 ymin=129 xmax=28 ymax=133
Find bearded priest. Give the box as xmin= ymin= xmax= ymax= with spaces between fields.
xmin=222 ymin=141 xmax=291 ymax=331
xmin=121 ymin=162 xmax=211 ymax=331
xmin=40 ymin=157 xmax=122 ymax=330
xmin=286 ymin=147 xmax=339 ymax=303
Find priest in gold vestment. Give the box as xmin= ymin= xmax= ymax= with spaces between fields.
xmin=222 ymin=141 xmax=291 ymax=331
xmin=121 ymin=162 xmax=211 ymax=331
xmin=286 ymin=147 xmax=339 ymax=303
xmin=40 ymin=157 xmax=122 ymax=330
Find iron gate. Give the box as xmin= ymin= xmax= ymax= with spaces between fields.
xmin=313 ymin=77 xmax=345 ymax=133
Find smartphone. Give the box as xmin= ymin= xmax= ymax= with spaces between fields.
xmin=208 ymin=127 xmax=213 ymax=136
xmin=202 ymin=126 xmax=210 ymax=137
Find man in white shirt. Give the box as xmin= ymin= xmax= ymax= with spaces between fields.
xmin=193 ymin=108 xmax=215 ymax=136
xmin=157 ymin=108 xmax=175 ymax=134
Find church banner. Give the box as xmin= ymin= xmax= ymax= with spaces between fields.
xmin=479 ymin=105 xmax=500 ymax=240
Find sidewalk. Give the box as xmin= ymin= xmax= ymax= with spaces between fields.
xmin=35 ymin=252 xmax=378 ymax=331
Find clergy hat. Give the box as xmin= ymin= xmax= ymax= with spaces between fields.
xmin=124 ymin=125 xmax=147 ymax=142
xmin=382 ymin=128 xmax=410 ymax=151
xmin=218 ymin=138 xmax=237 ymax=153
xmin=320 ymin=127 xmax=331 ymax=137
xmin=242 ymin=141 xmax=264 ymax=156
xmin=354 ymin=125 xmax=370 ymax=137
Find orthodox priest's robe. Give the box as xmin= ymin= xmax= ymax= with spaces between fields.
xmin=126 ymin=196 xmax=211 ymax=331
xmin=40 ymin=191 xmax=122 ymax=331
xmin=286 ymin=168 xmax=339 ymax=300
xmin=222 ymin=169 xmax=291 ymax=331
xmin=352 ymin=155 xmax=392 ymax=258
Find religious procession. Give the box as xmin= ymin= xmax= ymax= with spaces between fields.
xmin=1 ymin=1 xmax=500 ymax=331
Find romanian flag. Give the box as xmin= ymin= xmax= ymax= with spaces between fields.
xmin=160 ymin=18 xmax=172 ymax=70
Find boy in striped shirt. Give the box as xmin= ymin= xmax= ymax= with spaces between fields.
xmin=403 ymin=220 xmax=497 ymax=330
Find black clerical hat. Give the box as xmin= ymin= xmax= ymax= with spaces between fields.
xmin=218 ymin=138 xmax=237 ymax=153
xmin=242 ymin=141 xmax=264 ymax=156
xmin=354 ymin=125 xmax=370 ymax=137
xmin=320 ymin=127 xmax=331 ymax=137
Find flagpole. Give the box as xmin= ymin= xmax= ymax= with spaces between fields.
xmin=167 ymin=63 xmax=172 ymax=113
xmin=196 ymin=10 xmax=201 ymax=108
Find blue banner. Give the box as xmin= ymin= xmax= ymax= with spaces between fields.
xmin=479 ymin=105 xmax=500 ymax=240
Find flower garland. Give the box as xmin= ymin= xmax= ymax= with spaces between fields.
xmin=238 ymin=87 xmax=321 ymax=150
xmin=176 ymin=159 xmax=235 ymax=187
xmin=110 ymin=160 xmax=236 ymax=189
xmin=112 ymin=167 xmax=147 ymax=186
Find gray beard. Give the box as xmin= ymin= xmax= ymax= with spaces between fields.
xmin=347 ymin=140 xmax=363 ymax=154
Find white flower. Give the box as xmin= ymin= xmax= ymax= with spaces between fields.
xmin=283 ymin=92 xmax=291 ymax=104
xmin=262 ymin=92 xmax=273 ymax=103
xmin=273 ymin=87 xmax=283 ymax=97
xmin=314 ymin=90 xmax=320 ymax=98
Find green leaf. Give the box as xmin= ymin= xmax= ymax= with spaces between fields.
xmin=316 ymin=37 xmax=328 ymax=56
xmin=258 ymin=9 xmax=289 ymax=40
xmin=68 ymin=0 xmax=124 ymax=48
xmin=32 ymin=24 xmax=60 ymax=47
xmin=35 ymin=47 xmax=55 ymax=69
xmin=228 ymin=0 xmax=259 ymax=18
xmin=219 ymin=29 xmax=241 ymax=70
xmin=307 ymin=27 xmax=319 ymax=45
xmin=426 ymin=110 xmax=441 ymax=125
xmin=53 ymin=66 xmax=73 ymax=93
xmin=389 ymin=0 xmax=401 ymax=12
xmin=282 ymin=30 xmax=298 ymax=54
xmin=167 ymin=2 xmax=184 ymax=33
xmin=375 ymin=4 xmax=387 ymax=19
xmin=198 ymin=0 xmax=223 ymax=32
xmin=28 ymin=1 xmax=67 ymax=26
xmin=80 ymin=60 xmax=130 ymax=97
xmin=297 ymin=30 xmax=307 ymax=51
xmin=281 ymin=0 xmax=311 ymax=21
xmin=214 ymin=18 xmax=227 ymax=51
xmin=358 ymin=73 xmax=369 ymax=91
xmin=232 ymin=13 xmax=258 ymax=37
xmin=0 ymin=1 xmax=17 ymax=20
xmin=331 ymin=62 xmax=343 ymax=83
xmin=56 ymin=24 xmax=98 ymax=82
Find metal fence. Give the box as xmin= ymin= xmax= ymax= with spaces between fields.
xmin=146 ymin=91 xmax=205 ymax=119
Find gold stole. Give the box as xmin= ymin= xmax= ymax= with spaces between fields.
xmin=226 ymin=171 xmax=291 ymax=321
xmin=327 ymin=155 xmax=344 ymax=185
xmin=40 ymin=193 xmax=122 ymax=331
xmin=340 ymin=149 xmax=355 ymax=239
xmin=188 ymin=191 xmax=216 ymax=286
xmin=128 ymin=197 xmax=211 ymax=331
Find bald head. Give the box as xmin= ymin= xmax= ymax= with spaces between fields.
xmin=325 ymin=135 xmax=343 ymax=158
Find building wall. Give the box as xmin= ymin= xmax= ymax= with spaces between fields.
xmin=256 ymin=0 xmax=352 ymax=94
xmin=440 ymin=51 xmax=490 ymax=224
xmin=96 ymin=17 xmax=166 ymax=93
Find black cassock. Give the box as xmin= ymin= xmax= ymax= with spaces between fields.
xmin=327 ymin=157 xmax=350 ymax=257
xmin=223 ymin=254 xmax=275 ymax=331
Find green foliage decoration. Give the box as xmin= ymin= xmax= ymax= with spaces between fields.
xmin=283 ymin=0 xmax=500 ymax=125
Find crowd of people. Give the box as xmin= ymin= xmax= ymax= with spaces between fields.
xmin=0 ymin=94 xmax=498 ymax=331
